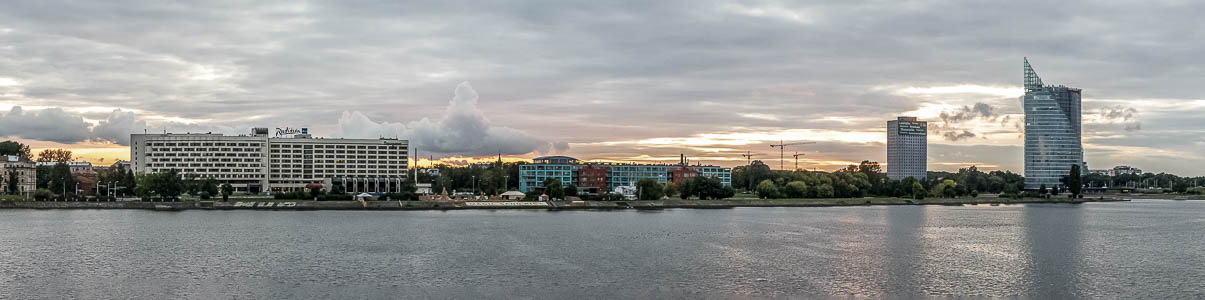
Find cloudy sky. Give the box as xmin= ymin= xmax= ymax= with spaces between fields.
xmin=1 ymin=0 xmax=1203 ymax=175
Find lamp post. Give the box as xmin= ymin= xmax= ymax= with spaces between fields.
xmin=504 ymin=175 xmax=509 ymax=191
xmin=471 ymin=175 xmax=477 ymax=195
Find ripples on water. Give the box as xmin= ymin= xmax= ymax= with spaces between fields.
xmin=1 ymin=200 xmax=1203 ymax=298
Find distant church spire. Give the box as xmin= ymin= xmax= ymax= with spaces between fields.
xmin=1024 ymin=57 xmax=1043 ymax=90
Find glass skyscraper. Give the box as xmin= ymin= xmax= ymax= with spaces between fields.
xmin=1023 ymin=58 xmax=1083 ymax=189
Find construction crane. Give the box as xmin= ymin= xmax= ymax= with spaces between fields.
xmin=792 ymin=152 xmax=805 ymax=171
xmin=739 ymin=151 xmax=759 ymax=166
xmin=769 ymin=140 xmax=816 ymax=170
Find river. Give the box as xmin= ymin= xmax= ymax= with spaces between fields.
xmin=1 ymin=199 xmax=1202 ymax=298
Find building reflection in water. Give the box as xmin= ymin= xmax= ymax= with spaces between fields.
xmin=1022 ymin=203 xmax=1084 ymax=297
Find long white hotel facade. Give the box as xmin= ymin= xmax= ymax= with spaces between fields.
xmin=131 ymin=128 xmax=408 ymax=194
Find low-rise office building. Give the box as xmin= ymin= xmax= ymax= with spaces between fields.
xmin=518 ymin=156 xmax=732 ymax=194
xmin=131 ymin=128 xmax=408 ymax=194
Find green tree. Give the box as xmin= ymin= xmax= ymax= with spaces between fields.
xmin=5 ymin=168 xmax=18 ymax=195
xmin=1038 ymin=184 xmax=1047 ymax=197
xmin=309 ymin=185 xmax=323 ymax=199
xmin=663 ymin=181 xmax=679 ymax=197
xmin=36 ymin=149 xmax=72 ymax=163
xmin=0 ymin=141 xmax=32 ymax=160
xmin=33 ymin=188 xmax=52 ymax=201
xmin=201 ymin=177 xmax=219 ymax=197
xmin=636 ymin=178 xmax=664 ymax=200
xmin=756 ymin=179 xmax=779 ymax=199
xmin=911 ymin=182 xmax=926 ymax=200
xmin=691 ymin=176 xmax=730 ymax=200
xmin=136 ymin=170 xmax=184 ymax=200
xmin=784 ymin=181 xmax=808 ymax=198
xmin=220 ymin=183 xmax=233 ymax=201
xmin=564 ymin=184 xmax=579 ymax=198
xmin=678 ymin=179 xmax=694 ymax=200
xmin=816 ymin=183 xmax=835 ymax=198
xmin=1003 ymin=182 xmax=1020 ymax=199
xmin=543 ymin=178 xmax=564 ymax=200
xmin=1066 ymin=164 xmax=1083 ymax=197
xmin=47 ymin=163 xmax=75 ymax=195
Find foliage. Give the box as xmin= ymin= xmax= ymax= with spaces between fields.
xmin=931 ymin=179 xmax=958 ymax=198
xmin=543 ymin=178 xmax=564 ymax=200
xmin=5 ymin=168 xmax=18 ymax=195
xmin=45 ymin=163 xmax=75 ymax=195
xmin=309 ymin=185 xmax=322 ymax=199
xmin=0 ymin=141 xmax=32 ymax=160
xmin=756 ymin=179 xmax=779 ymax=199
xmin=732 ymin=160 xmax=773 ymax=192
xmin=36 ymin=149 xmax=72 ymax=163
xmin=911 ymin=182 xmax=926 ymax=200
xmin=564 ymin=184 xmax=579 ymax=198
xmin=135 ymin=170 xmax=184 ymax=200
xmin=663 ymin=181 xmax=678 ymax=197
xmin=784 ymin=181 xmax=808 ymax=198
xmin=33 ymin=188 xmax=53 ymax=201
xmin=689 ymin=176 xmax=731 ymax=200
xmin=636 ymin=178 xmax=663 ymax=200
xmin=1065 ymin=164 xmax=1083 ymax=197
xmin=220 ymin=183 xmax=233 ymax=201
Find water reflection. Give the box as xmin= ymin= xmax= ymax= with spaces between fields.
xmin=1022 ymin=203 xmax=1084 ymax=297
xmin=883 ymin=206 xmax=926 ymax=295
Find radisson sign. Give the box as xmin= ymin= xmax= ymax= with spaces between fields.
xmin=275 ymin=127 xmax=308 ymax=137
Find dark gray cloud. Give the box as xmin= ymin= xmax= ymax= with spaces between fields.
xmin=942 ymin=130 xmax=978 ymax=142
xmin=941 ymin=103 xmax=999 ymax=123
xmin=0 ymin=107 xmax=92 ymax=143
xmin=0 ymin=0 xmax=1203 ymax=173
xmin=0 ymin=107 xmax=147 ymax=145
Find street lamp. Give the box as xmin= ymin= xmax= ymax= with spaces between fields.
xmin=504 ymin=175 xmax=509 ymax=191
xmin=471 ymin=175 xmax=477 ymax=195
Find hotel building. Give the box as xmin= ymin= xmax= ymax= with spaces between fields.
xmin=131 ymin=128 xmax=408 ymax=194
xmin=887 ymin=116 xmax=927 ymax=180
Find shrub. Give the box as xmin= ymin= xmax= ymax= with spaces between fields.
xmin=756 ymin=180 xmax=779 ymax=199
xmin=33 ymin=189 xmax=53 ymax=201
xmin=784 ymin=181 xmax=808 ymax=198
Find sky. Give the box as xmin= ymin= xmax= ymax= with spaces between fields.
xmin=1 ymin=0 xmax=1203 ymax=175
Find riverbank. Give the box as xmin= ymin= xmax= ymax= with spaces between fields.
xmin=0 ymin=196 xmax=1128 ymax=211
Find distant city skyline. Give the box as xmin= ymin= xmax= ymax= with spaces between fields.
xmin=1 ymin=1 xmax=1203 ymax=175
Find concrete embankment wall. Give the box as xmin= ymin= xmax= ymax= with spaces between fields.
xmin=0 ymin=197 xmax=1125 ymax=211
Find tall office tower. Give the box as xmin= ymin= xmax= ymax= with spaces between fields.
xmin=887 ymin=116 xmax=927 ymax=180
xmin=1023 ymin=58 xmax=1083 ymax=189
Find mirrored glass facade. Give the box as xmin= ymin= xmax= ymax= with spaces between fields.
xmin=1023 ymin=58 xmax=1083 ymax=189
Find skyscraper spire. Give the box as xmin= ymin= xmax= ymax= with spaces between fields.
xmin=1024 ymin=57 xmax=1043 ymax=90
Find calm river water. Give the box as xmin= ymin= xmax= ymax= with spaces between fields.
xmin=1 ymin=200 xmax=1203 ymax=298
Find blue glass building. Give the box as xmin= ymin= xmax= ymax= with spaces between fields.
xmin=1022 ymin=58 xmax=1084 ymax=189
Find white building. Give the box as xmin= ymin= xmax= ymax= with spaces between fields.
xmin=131 ymin=128 xmax=408 ymax=194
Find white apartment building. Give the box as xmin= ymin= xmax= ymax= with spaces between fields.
xmin=131 ymin=128 xmax=408 ymax=194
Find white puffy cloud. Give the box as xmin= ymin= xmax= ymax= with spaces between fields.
xmin=336 ymin=82 xmax=561 ymax=156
